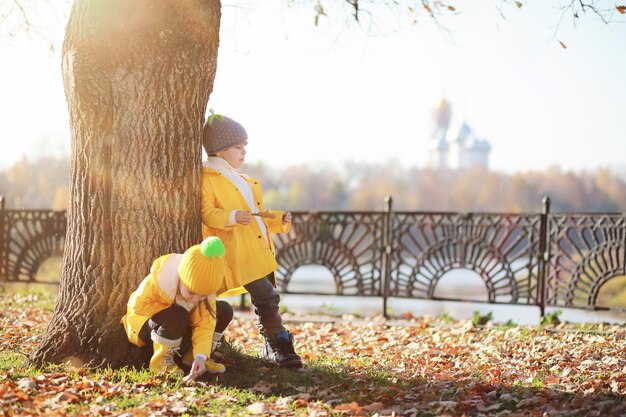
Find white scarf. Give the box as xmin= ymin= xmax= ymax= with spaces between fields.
xmin=204 ymin=157 xmax=269 ymax=243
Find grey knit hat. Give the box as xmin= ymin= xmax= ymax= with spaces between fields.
xmin=202 ymin=111 xmax=248 ymax=154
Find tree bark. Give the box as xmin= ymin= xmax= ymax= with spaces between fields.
xmin=32 ymin=0 xmax=221 ymax=368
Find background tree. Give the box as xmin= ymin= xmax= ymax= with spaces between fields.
xmin=6 ymin=157 xmax=626 ymax=213
xmin=31 ymin=0 xmax=220 ymax=368
xmin=309 ymin=0 xmax=626 ymax=45
xmin=1 ymin=0 xmax=68 ymax=45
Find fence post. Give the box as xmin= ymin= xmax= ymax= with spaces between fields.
xmin=0 ymin=196 xmax=5 ymax=281
xmin=382 ymin=195 xmax=393 ymax=319
xmin=538 ymin=195 xmax=551 ymax=318
xmin=623 ymin=211 xmax=626 ymax=277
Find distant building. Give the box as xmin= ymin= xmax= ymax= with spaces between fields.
xmin=428 ymin=99 xmax=491 ymax=170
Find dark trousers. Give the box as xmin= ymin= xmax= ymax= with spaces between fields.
xmin=138 ymin=300 xmax=234 ymax=352
xmin=244 ymin=274 xmax=286 ymax=336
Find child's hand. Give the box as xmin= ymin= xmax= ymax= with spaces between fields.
xmin=235 ymin=210 xmax=252 ymax=225
xmin=282 ymin=211 xmax=292 ymax=225
xmin=188 ymin=356 xmax=206 ymax=379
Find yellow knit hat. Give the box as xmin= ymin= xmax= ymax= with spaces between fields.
xmin=178 ymin=236 xmax=226 ymax=296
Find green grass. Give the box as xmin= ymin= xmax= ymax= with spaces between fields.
xmin=471 ymin=311 xmax=493 ymax=326
xmin=0 ymin=286 xmax=58 ymax=310
xmin=3 ymin=289 xmax=626 ymax=416
xmin=1 ymin=356 xmax=315 ymax=415
xmin=500 ymin=319 xmax=518 ymax=328
xmin=438 ymin=312 xmax=455 ymax=323
xmin=0 ymin=350 xmax=29 ymax=372
xmin=316 ymin=303 xmax=342 ymax=317
xmin=540 ymin=309 xmax=562 ymax=326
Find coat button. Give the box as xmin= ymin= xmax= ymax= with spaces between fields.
xmin=258 ymin=235 xmax=262 ymax=238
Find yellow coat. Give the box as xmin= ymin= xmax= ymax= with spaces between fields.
xmin=201 ymin=167 xmax=290 ymax=297
xmin=121 ymin=254 xmax=216 ymax=359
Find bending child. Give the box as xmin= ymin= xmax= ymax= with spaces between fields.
xmin=121 ymin=236 xmax=234 ymax=379
xmin=200 ymin=112 xmax=302 ymax=369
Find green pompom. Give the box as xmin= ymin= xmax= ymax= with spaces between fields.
xmin=200 ymin=236 xmax=225 ymax=258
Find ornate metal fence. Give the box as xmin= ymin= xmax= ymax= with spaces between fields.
xmin=546 ymin=211 xmax=626 ymax=311
xmin=0 ymin=197 xmax=67 ymax=283
xmin=272 ymin=211 xmax=387 ymax=297
xmin=1 ymin=195 xmax=625 ymax=316
xmin=386 ymin=211 xmax=543 ymax=305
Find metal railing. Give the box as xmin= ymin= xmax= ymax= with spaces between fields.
xmin=1 ymin=195 xmax=625 ymax=316
xmin=0 ymin=196 xmax=67 ymax=284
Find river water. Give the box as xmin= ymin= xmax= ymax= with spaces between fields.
xmin=226 ymin=265 xmax=626 ymax=325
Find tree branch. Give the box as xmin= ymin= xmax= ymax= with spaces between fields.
xmin=13 ymin=0 xmax=32 ymax=31
xmin=346 ymin=0 xmax=360 ymax=22
xmin=577 ymin=0 xmax=610 ymax=24
xmin=547 ymin=0 xmax=621 ymax=44
xmin=1 ymin=0 xmax=67 ymax=40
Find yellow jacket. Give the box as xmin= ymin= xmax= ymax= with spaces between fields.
xmin=201 ymin=167 xmax=290 ymax=297
xmin=121 ymin=254 xmax=216 ymax=359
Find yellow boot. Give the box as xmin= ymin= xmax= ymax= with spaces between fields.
xmin=150 ymin=331 xmax=183 ymax=376
xmin=205 ymin=358 xmax=226 ymax=374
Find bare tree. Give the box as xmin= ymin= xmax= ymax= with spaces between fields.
xmin=0 ymin=0 xmax=68 ymax=40
xmin=309 ymin=0 xmax=625 ymax=34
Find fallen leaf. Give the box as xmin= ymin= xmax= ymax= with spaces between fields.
xmin=335 ymin=401 xmax=362 ymax=414
xmin=248 ymin=402 xmax=270 ymax=415
xmin=17 ymin=378 xmax=36 ymax=391
xmin=362 ymin=402 xmax=384 ymax=411
xmin=517 ymin=398 xmax=535 ymax=407
xmin=275 ymin=396 xmax=293 ymax=408
xmin=252 ymin=382 xmax=275 ymax=394
xmin=543 ymin=375 xmax=560 ymax=385
xmin=56 ymin=390 xmax=80 ymax=403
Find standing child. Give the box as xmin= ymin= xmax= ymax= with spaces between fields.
xmin=200 ymin=112 xmax=302 ymax=369
xmin=121 ymin=236 xmax=234 ymax=379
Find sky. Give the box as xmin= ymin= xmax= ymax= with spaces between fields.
xmin=0 ymin=1 xmax=625 ymax=173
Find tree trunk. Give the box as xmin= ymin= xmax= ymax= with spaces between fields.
xmin=32 ymin=0 xmax=221 ymax=368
